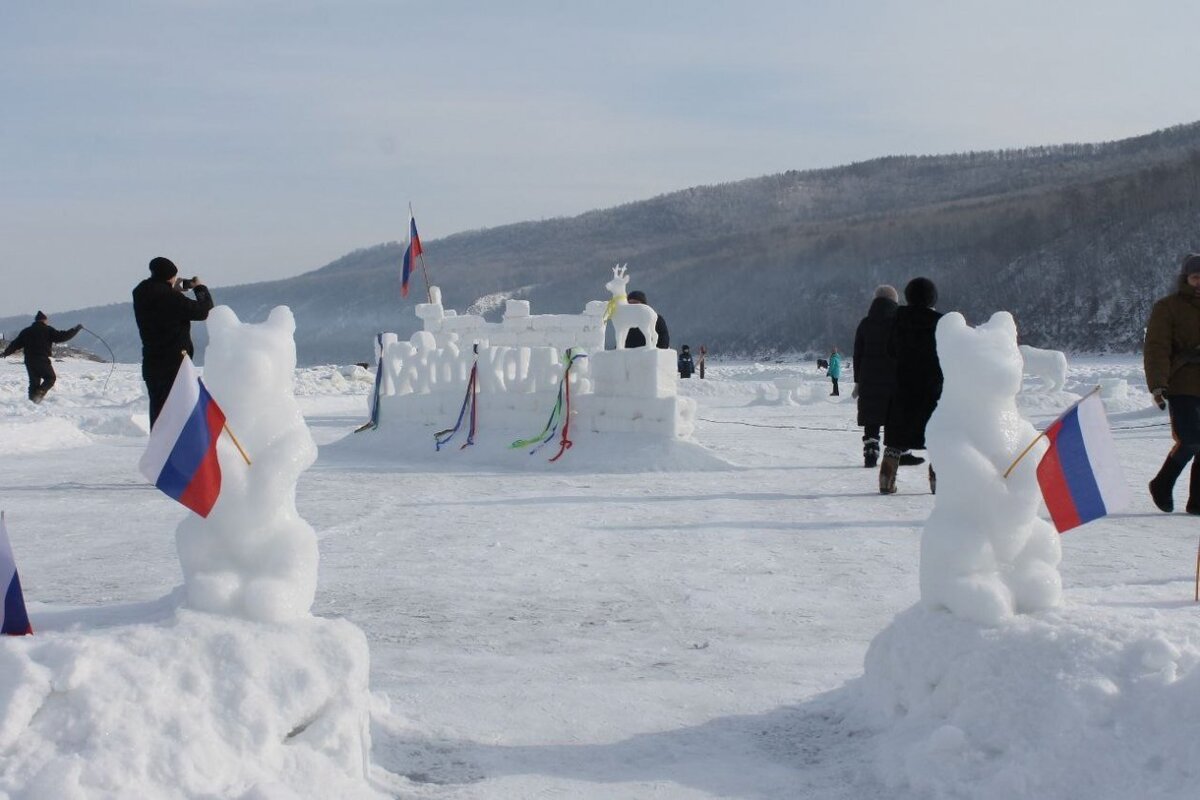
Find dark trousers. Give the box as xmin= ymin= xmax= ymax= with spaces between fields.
xmin=863 ymin=424 xmax=881 ymax=444
xmin=830 ymin=377 xmax=840 ymax=396
xmin=145 ymin=374 xmax=176 ymax=428
xmin=25 ymin=360 xmax=56 ymax=401
xmin=1167 ymin=395 xmax=1200 ymax=468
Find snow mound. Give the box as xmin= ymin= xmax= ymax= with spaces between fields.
xmin=0 ymin=608 xmax=379 ymax=799
xmin=0 ymin=417 xmax=92 ymax=454
xmin=858 ymin=604 xmax=1200 ymax=799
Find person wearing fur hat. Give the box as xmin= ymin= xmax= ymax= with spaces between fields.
xmin=879 ymin=277 xmax=943 ymax=494
xmin=132 ymin=256 xmax=214 ymax=426
xmin=1145 ymin=253 xmax=1200 ymax=513
xmin=2 ymin=311 xmax=83 ymax=403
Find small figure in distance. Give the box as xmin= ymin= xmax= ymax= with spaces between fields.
xmin=828 ymin=347 xmax=842 ymax=396
xmin=1 ymin=310 xmax=83 ymax=403
xmin=678 ymin=344 xmax=695 ymax=378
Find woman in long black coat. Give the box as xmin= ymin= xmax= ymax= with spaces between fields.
xmin=880 ymin=277 xmax=943 ymax=495
xmin=852 ymin=286 xmax=899 ymax=467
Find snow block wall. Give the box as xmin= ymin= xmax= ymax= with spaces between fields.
xmin=374 ymin=285 xmax=695 ymax=442
xmin=920 ymin=311 xmax=1062 ymax=625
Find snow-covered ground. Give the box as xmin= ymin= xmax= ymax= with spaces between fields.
xmin=1 ymin=353 xmax=1197 ymax=799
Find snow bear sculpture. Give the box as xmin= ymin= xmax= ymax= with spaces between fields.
xmin=1019 ymin=343 xmax=1068 ymax=393
xmin=175 ymin=305 xmax=319 ymax=623
xmin=921 ymin=311 xmax=1062 ymax=625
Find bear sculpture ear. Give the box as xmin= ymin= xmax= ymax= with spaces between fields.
xmin=265 ymin=306 xmax=297 ymax=336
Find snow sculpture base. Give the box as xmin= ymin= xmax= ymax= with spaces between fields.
xmin=178 ymin=306 xmax=319 ymax=623
xmin=0 ymin=609 xmax=379 ymax=799
xmin=858 ymin=604 xmax=1200 ymax=800
xmin=921 ymin=312 xmax=1061 ymax=625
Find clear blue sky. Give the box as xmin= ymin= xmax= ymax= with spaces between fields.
xmin=2 ymin=0 xmax=1198 ymax=316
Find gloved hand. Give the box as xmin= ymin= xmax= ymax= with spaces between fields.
xmin=851 ymin=385 xmax=859 ymax=399
xmin=1153 ymin=388 xmax=1167 ymax=411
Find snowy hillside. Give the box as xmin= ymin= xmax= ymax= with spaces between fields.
xmin=2 ymin=353 xmax=1198 ymax=798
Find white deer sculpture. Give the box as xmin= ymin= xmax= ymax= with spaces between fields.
xmin=605 ymin=264 xmax=658 ymax=350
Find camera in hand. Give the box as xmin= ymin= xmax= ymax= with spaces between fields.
xmin=178 ymin=277 xmax=198 ymax=291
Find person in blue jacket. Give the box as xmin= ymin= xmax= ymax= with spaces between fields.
xmin=827 ymin=347 xmax=842 ymax=396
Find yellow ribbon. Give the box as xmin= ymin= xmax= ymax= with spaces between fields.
xmin=602 ymin=294 xmax=627 ymax=322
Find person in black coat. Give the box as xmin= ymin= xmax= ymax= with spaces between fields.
xmin=678 ymin=344 xmax=695 ymax=378
xmin=2 ymin=311 xmax=82 ymax=403
xmin=623 ymin=290 xmax=670 ymax=349
xmin=880 ymin=277 xmax=943 ymax=495
xmin=132 ymin=256 xmax=214 ymax=427
xmin=852 ymin=286 xmax=899 ymax=467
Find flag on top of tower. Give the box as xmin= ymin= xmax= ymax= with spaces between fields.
xmin=139 ymin=355 xmax=227 ymax=518
xmin=401 ymin=213 xmax=423 ymax=299
xmin=0 ymin=512 xmax=33 ymax=636
xmin=1036 ymin=389 xmax=1130 ymax=533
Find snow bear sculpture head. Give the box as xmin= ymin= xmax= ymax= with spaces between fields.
xmin=936 ymin=311 xmax=1023 ymax=402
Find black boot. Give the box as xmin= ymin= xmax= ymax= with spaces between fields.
xmin=879 ymin=448 xmax=900 ymax=494
xmin=899 ymin=451 xmax=925 ymax=467
xmin=863 ymin=437 xmax=880 ymax=469
xmin=1150 ymin=455 xmax=1187 ymax=513
xmin=1187 ymin=460 xmax=1200 ymax=515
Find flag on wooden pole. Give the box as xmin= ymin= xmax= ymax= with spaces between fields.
xmin=401 ymin=214 xmax=423 ymax=299
xmin=1036 ymin=391 xmax=1130 ymax=532
xmin=0 ymin=512 xmax=33 ymax=636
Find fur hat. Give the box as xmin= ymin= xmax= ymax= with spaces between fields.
xmin=34 ymin=310 xmax=47 ymax=322
xmin=873 ymin=284 xmax=899 ymax=302
xmin=1182 ymin=253 xmax=1200 ymax=276
xmin=904 ymin=277 xmax=938 ymax=309
xmin=149 ymin=256 xmax=178 ymax=280
xmin=627 ymin=290 xmax=647 ymax=303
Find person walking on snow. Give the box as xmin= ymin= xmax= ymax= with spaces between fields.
xmin=132 ymin=257 xmax=214 ymax=427
xmin=828 ymin=347 xmax=842 ymax=396
xmin=1145 ymin=253 xmax=1200 ymax=514
xmin=2 ymin=311 xmax=82 ymax=403
xmin=853 ymin=286 xmax=899 ymax=467
xmin=880 ymin=277 xmax=943 ymax=495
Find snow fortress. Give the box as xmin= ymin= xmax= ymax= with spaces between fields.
xmin=372 ymin=283 xmax=696 ymax=444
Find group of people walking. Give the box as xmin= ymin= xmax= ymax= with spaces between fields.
xmin=850 ymin=278 xmax=942 ymax=495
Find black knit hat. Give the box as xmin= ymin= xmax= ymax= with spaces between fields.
xmin=35 ymin=310 xmax=47 ymax=322
xmin=149 ymin=256 xmax=178 ymax=280
xmin=904 ymin=277 xmax=938 ymax=309
xmin=627 ymin=290 xmax=647 ymax=303
xmin=1182 ymin=253 xmax=1200 ymax=276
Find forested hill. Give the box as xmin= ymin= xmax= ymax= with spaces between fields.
xmin=8 ymin=121 xmax=1200 ymax=365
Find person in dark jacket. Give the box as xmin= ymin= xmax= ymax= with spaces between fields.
xmin=1145 ymin=253 xmax=1200 ymax=513
xmin=880 ymin=277 xmax=943 ymax=495
xmin=132 ymin=256 xmax=214 ymax=427
xmin=853 ymin=285 xmax=899 ymax=467
xmin=624 ymin=290 xmax=670 ymax=349
xmin=2 ymin=311 xmax=82 ymax=403
xmin=678 ymin=344 xmax=695 ymax=378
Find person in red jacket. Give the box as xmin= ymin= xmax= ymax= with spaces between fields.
xmin=2 ymin=311 xmax=82 ymax=403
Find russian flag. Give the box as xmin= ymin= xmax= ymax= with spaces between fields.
xmin=0 ymin=512 xmax=32 ymax=636
xmin=1036 ymin=391 xmax=1130 ymax=533
xmin=401 ymin=214 xmax=422 ymax=299
xmin=138 ymin=355 xmax=226 ymax=518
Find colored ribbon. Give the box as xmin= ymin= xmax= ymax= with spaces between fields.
xmin=435 ymin=350 xmax=480 ymax=451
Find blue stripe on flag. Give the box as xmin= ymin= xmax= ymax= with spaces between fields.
xmin=4 ymin=573 xmax=30 ymax=635
xmin=155 ymin=386 xmax=218 ymax=501
xmin=1054 ymin=408 xmax=1107 ymax=523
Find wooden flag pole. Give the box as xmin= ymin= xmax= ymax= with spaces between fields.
xmin=223 ymin=423 xmax=252 ymax=466
xmin=1002 ymin=385 xmax=1103 ymax=479
xmin=410 ymin=202 xmax=433 ymax=303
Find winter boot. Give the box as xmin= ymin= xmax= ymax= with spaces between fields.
xmin=879 ymin=448 xmax=900 ymax=494
xmin=929 ymin=464 xmax=937 ymax=495
xmin=863 ymin=437 xmax=880 ymax=469
xmin=1150 ymin=454 xmax=1187 ymax=513
xmin=1186 ymin=460 xmax=1200 ymax=515
xmin=898 ymin=451 xmax=926 ymax=467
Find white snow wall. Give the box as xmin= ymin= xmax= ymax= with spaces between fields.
xmin=375 ymin=287 xmax=695 ymax=440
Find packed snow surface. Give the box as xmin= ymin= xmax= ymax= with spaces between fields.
xmin=2 ymin=347 xmax=1198 ymax=799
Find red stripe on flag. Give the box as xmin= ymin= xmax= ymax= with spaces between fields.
xmin=1036 ymin=428 xmax=1081 ymax=533
xmin=179 ymin=401 xmax=225 ymax=518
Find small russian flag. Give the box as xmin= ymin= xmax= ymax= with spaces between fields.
xmin=139 ymin=355 xmax=226 ymax=518
xmin=1036 ymin=391 xmax=1130 ymax=532
xmin=0 ymin=512 xmax=33 ymax=636
xmin=401 ymin=214 xmax=423 ymax=299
